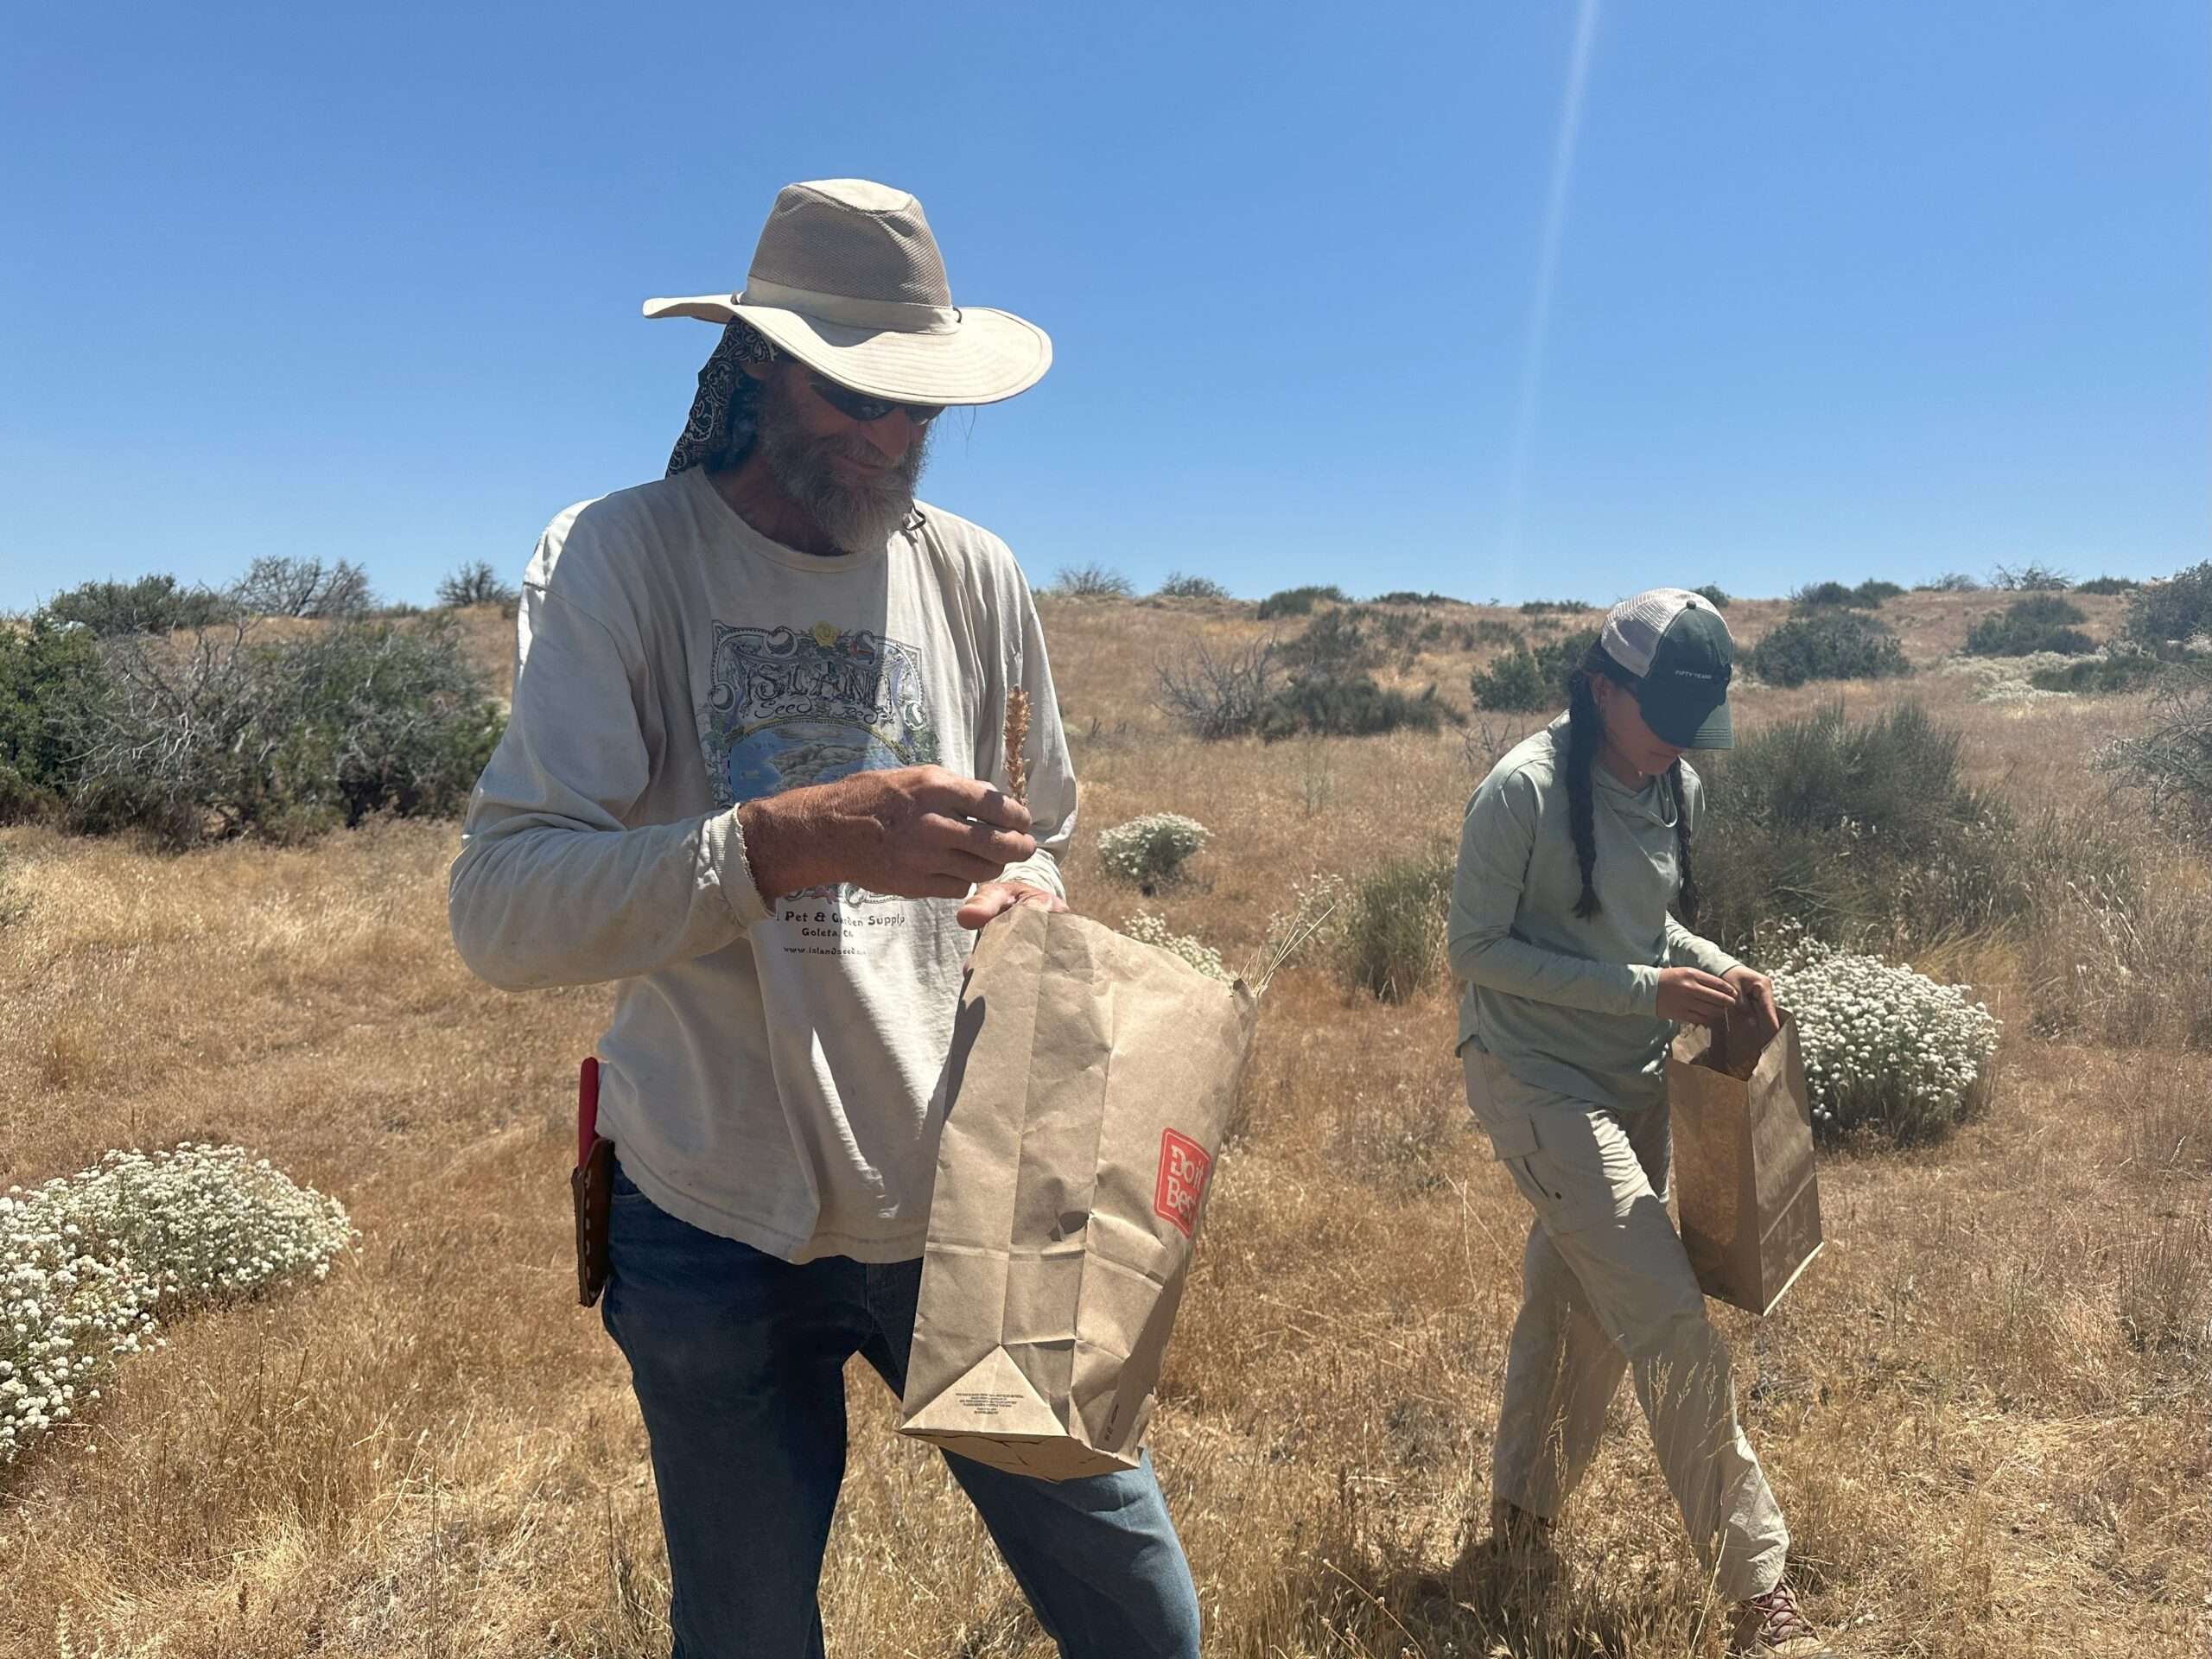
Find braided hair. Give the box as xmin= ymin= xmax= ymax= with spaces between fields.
xmin=1565 ymin=655 xmax=1606 ymax=920
xmin=1565 ymin=643 xmax=1700 ymax=925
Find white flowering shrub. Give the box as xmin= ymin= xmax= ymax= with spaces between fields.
xmin=0 ymin=1186 xmax=152 ymax=1467
xmin=0 ymin=1144 xmax=353 ymax=1466
xmin=1769 ymin=944 xmax=2001 ymax=1143
xmin=1097 ymin=813 xmax=1211 ymax=888
xmin=1942 ymin=652 xmax=2080 ymax=703
xmin=1122 ymin=910 xmax=1232 ymax=982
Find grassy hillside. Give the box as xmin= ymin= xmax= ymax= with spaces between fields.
xmin=0 ymin=584 xmax=2202 ymax=1657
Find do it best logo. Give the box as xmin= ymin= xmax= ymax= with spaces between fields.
xmin=1154 ymin=1128 xmax=1211 ymax=1239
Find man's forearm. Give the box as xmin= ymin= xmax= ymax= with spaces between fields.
xmin=449 ymin=812 xmax=764 ymax=990
xmin=736 ymin=790 xmax=840 ymax=903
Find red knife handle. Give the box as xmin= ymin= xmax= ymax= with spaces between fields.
xmin=577 ymin=1057 xmax=600 ymax=1171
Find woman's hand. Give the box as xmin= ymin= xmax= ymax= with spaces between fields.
xmin=1722 ymin=964 xmax=1781 ymax=1029
xmin=1656 ymin=966 xmax=1739 ymax=1026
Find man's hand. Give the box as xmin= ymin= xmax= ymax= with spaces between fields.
xmin=737 ymin=766 xmax=1037 ymax=904
xmin=1656 ymin=966 xmax=1739 ymax=1027
xmin=1723 ymin=964 xmax=1781 ymax=1029
xmin=957 ymin=880 xmax=1068 ymax=931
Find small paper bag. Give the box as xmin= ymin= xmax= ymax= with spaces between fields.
xmin=899 ymin=905 xmax=1257 ymax=1480
xmin=1667 ymin=1008 xmax=1824 ymax=1317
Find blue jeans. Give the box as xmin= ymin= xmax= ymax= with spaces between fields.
xmin=601 ymin=1162 xmax=1203 ymax=1659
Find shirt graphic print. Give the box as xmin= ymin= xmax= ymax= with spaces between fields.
xmin=696 ymin=620 xmax=942 ymax=954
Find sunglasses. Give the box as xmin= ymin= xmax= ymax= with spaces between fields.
xmin=805 ymin=372 xmax=944 ymax=427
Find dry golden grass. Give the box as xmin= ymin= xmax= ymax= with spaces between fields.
xmin=0 ymin=588 xmax=2204 ymax=1657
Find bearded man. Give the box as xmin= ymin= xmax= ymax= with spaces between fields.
xmin=450 ymin=179 xmax=1201 ymax=1659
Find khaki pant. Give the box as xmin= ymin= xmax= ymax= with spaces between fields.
xmin=1464 ymin=1048 xmax=1789 ymax=1601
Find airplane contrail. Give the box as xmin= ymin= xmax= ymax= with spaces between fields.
xmin=1497 ymin=0 xmax=1601 ymax=580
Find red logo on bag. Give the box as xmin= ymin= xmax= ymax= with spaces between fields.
xmin=1154 ymin=1128 xmax=1211 ymax=1239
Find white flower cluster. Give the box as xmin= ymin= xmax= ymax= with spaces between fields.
xmin=0 ymin=1144 xmax=353 ymax=1466
xmin=1097 ymin=813 xmax=1211 ymax=887
xmin=1942 ymin=651 xmax=2082 ymax=703
xmin=1768 ymin=945 xmax=2001 ymax=1141
xmin=1122 ymin=910 xmax=1232 ymax=982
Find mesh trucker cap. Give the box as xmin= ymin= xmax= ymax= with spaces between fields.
xmin=1598 ymin=588 xmax=1735 ymax=749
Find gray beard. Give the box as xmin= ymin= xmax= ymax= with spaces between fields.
xmin=753 ymin=378 xmax=932 ymax=554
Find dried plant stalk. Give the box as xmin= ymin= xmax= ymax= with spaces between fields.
xmin=1241 ymin=898 xmax=1340 ymax=996
xmin=1003 ymin=687 xmax=1030 ymax=804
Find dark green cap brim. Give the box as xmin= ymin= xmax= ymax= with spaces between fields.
xmin=1644 ymin=692 xmax=1732 ymax=750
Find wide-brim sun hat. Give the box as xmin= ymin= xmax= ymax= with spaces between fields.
xmin=644 ymin=178 xmax=1051 ymax=406
xmin=1598 ymin=588 xmax=1736 ymax=750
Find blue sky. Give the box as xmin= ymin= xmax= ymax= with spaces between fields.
xmin=2 ymin=2 xmax=2204 ymax=613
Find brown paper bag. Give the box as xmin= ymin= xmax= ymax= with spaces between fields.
xmin=899 ymin=905 xmax=1258 ymax=1481
xmin=1667 ymin=1008 xmax=1824 ymax=1317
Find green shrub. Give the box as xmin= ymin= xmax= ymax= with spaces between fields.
xmin=1919 ymin=572 xmax=1982 ymax=593
xmin=1470 ymin=626 xmax=1601 ymax=712
xmin=0 ymin=617 xmax=103 ymax=819
xmin=46 ymin=575 xmax=234 ymax=637
xmin=273 ymin=619 xmax=506 ymax=828
xmin=1279 ymin=608 xmax=1381 ymax=677
xmin=1695 ymin=702 xmax=2018 ymax=955
xmin=1367 ymin=608 xmax=1446 ymax=664
xmin=1747 ymin=611 xmax=1910 ymax=687
xmin=1154 ymin=572 xmax=1230 ymax=600
xmin=51 ymin=617 xmax=503 ymax=846
xmin=1259 ymin=675 xmax=1455 ymax=740
xmin=1694 ymin=584 xmax=1732 ymax=608
xmin=1535 ymin=626 xmax=1600 ymax=682
xmin=1097 ymin=812 xmax=1210 ymax=888
xmin=1370 ymin=591 xmax=1462 ymax=607
xmin=1518 ymin=598 xmax=1593 ymax=616
xmin=1256 ymin=585 xmax=1349 ymax=620
xmin=1787 ymin=578 xmax=1901 ymax=608
xmin=1964 ymin=593 xmax=2094 ymax=657
xmin=1050 ymin=563 xmax=1135 ymax=600
xmin=1789 ymin=580 xmax=1878 ymax=611
xmin=2029 ymin=650 xmax=2171 ymax=696
xmin=1469 ymin=648 xmax=1551 ymax=712
xmin=2125 ymin=562 xmax=2212 ymax=647
xmin=1337 ymin=845 xmax=1454 ymax=1001
xmin=1990 ymin=562 xmax=2072 ymax=592
xmin=2074 ymin=575 xmax=2139 ymax=596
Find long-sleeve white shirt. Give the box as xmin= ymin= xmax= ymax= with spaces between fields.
xmin=449 ymin=466 xmax=1075 ymax=1262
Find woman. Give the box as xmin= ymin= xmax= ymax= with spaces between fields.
xmin=1447 ymin=589 xmax=1833 ymax=1658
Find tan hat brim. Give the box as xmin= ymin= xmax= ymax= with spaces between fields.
xmin=642 ymin=296 xmax=1051 ymax=406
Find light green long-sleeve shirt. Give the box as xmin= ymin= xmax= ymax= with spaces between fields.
xmin=1448 ymin=715 xmax=1738 ymax=1113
